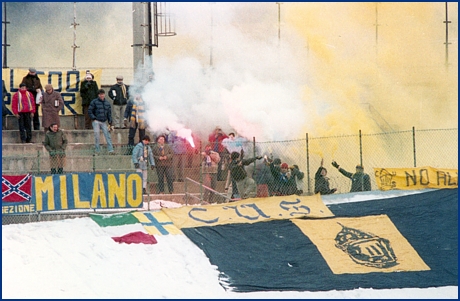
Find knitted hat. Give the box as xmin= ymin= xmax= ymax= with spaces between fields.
xmin=45 ymin=84 xmax=53 ymax=90
xmin=29 ymin=68 xmax=36 ymax=73
xmin=281 ymin=163 xmax=289 ymax=169
xmin=116 ymin=75 xmax=123 ymax=80
xmin=86 ymin=74 xmax=92 ymax=79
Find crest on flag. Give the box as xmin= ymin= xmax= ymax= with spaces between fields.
xmin=2 ymin=174 xmax=32 ymax=202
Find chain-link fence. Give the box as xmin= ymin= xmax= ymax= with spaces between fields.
xmin=2 ymin=127 xmax=457 ymax=224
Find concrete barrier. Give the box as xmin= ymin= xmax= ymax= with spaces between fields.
xmin=2 ymin=128 xmax=135 ymax=144
xmin=4 ymin=115 xmax=86 ymax=131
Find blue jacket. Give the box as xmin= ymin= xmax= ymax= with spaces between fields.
xmin=132 ymin=142 xmax=155 ymax=170
xmin=88 ymin=97 xmax=112 ymax=124
xmin=269 ymin=163 xmax=299 ymax=196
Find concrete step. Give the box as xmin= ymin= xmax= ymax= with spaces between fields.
xmin=3 ymin=115 xmax=84 ymax=131
xmin=1 ymin=142 xmax=133 ymax=156
xmin=2 ymin=153 xmax=134 ymax=173
xmin=2 ymin=129 xmax=133 ymax=145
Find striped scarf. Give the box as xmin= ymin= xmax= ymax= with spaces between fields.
xmin=17 ymin=90 xmax=33 ymax=113
xmin=130 ymin=101 xmax=146 ymax=129
xmin=121 ymin=84 xmax=127 ymax=99
xmin=143 ymin=144 xmax=148 ymax=161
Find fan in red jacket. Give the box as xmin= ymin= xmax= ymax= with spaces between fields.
xmin=11 ymin=83 xmax=35 ymax=143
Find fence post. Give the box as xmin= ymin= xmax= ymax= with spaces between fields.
xmin=37 ymin=150 xmax=41 ymax=174
xmin=359 ymin=129 xmax=363 ymax=166
xmin=92 ymin=152 xmax=96 ymax=172
xmin=306 ymin=133 xmax=311 ymax=195
xmin=184 ymin=178 xmax=188 ymax=206
xmin=412 ymin=126 xmax=417 ymax=167
xmin=252 ymin=136 xmax=256 ymax=176
xmin=199 ymin=140 xmax=203 ymax=204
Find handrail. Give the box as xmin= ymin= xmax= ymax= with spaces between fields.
xmin=184 ymin=177 xmax=232 ymax=205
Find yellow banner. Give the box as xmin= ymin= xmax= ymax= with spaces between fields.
xmin=373 ymin=166 xmax=458 ymax=191
xmin=2 ymin=68 xmax=102 ymax=116
xmin=162 ymin=194 xmax=334 ymax=229
xmin=132 ymin=211 xmax=183 ymax=236
xmin=292 ymin=215 xmax=430 ymax=274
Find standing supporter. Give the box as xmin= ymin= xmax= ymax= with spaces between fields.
xmin=201 ymin=144 xmax=221 ymax=203
xmin=41 ymin=84 xmax=64 ymax=133
xmin=222 ymin=132 xmax=240 ymax=197
xmin=108 ymin=75 xmax=129 ymax=129
xmin=2 ymin=79 xmax=9 ymax=130
xmin=21 ymin=68 xmax=43 ymax=130
xmin=332 ymin=161 xmax=371 ymax=192
xmin=124 ymin=94 xmax=147 ymax=154
xmin=228 ymin=151 xmax=263 ymax=199
xmin=132 ymin=135 xmax=155 ymax=195
xmin=11 ymin=83 xmax=35 ymax=143
xmin=43 ymin=123 xmax=68 ymax=174
xmin=152 ymin=135 xmax=175 ymax=194
xmin=208 ymin=126 xmax=228 ymax=181
xmin=80 ymin=72 xmax=99 ymax=129
xmin=168 ymin=130 xmax=188 ymax=182
xmin=88 ymin=89 xmax=114 ymax=154
xmin=269 ymin=162 xmax=300 ymax=196
xmin=315 ymin=159 xmax=337 ymax=195
xmin=254 ymin=158 xmax=274 ymax=197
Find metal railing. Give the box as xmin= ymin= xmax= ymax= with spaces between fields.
xmin=2 ymin=127 xmax=457 ymax=225
xmin=184 ymin=177 xmax=232 ymax=205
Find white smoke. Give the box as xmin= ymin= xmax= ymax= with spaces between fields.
xmin=131 ymin=3 xmax=310 ymax=143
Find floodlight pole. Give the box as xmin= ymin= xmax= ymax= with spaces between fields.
xmin=2 ymin=2 xmax=10 ymax=68
xmin=71 ymin=2 xmax=80 ymax=71
xmin=443 ymin=2 xmax=451 ymax=67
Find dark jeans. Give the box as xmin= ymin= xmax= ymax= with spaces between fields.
xmin=82 ymin=105 xmax=92 ymax=129
xmin=231 ymin=178 xmax=239 ymax=197
xmin=173 ymin=154 xmax=186 ymax=181
xmin=217 ymin=151 xmax=227 ymax=181
xmin=33 ymin=103 xmax=40 ymax=130
xmin=156 ymin=166 xmax=174 ymax=193
xmin=18 ymin=112 xmax=33 ymax=142
xmin=128 ymin=125 xmax=145 ymax=146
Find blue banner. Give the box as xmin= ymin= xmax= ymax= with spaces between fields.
xmin=2 ymin=172 xmax=144 ymax=215
xmin=182 ymin=189 xmax=458 ymax=292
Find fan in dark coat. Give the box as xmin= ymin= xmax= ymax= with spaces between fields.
xmin=314 ymin=159 xmax=337 ymax=195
